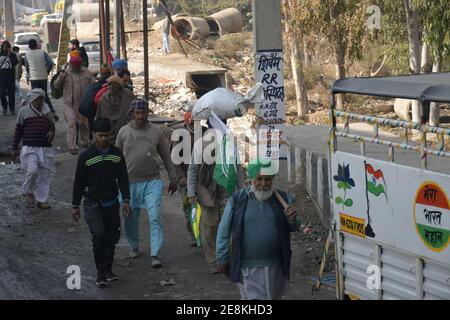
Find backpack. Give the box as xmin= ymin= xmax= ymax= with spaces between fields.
xmin=79 ymin=80 xmax=105 ymax=120
xmin=50 ymin=69 xmax=64 ymax=99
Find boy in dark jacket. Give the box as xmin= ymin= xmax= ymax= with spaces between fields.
xmin=72 ymin=117 xmax=131 ymax=287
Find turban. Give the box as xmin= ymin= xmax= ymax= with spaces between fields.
xmin=70 ymin=55 xmax=83 ymax=65
xmin=69 ymin=50 xmax=80 ymax=58
xmin=29 ymin=88 xmax=46 ymax=103
xmin=112 ymin=59 xmax=128 ymax=70
xmin=129 ymin=98 xmax=149 ymax=113
xmin=247 ymin=158 xmax=276 ymax=179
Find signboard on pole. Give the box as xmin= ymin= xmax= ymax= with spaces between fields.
xmin=255 ymin=49 xmax=287 ymax=160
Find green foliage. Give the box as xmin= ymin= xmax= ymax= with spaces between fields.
xmin=292 ymin=0 xmax=371 ymax=65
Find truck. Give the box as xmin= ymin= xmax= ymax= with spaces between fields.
xmin=329 ymin=73 xmax=450 ymax=300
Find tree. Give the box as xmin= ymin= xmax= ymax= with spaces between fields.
xmin=282 ymin=0 xmax=308 ymax=116
xmin=293 ymin=0 xmax=370 ymax=109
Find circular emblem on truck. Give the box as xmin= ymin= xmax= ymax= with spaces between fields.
xmin=414 ymin=182 xmax=450 ymax=252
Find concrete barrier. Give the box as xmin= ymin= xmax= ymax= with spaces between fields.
xmin=287 ymin=144 xmax=331 ymax=228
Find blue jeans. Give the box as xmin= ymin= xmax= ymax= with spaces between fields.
xmin=15 ymin=80 xmax=22 ymax=98
xmin=123 ymin=179 xmax=164 ymax=256
xmin=162 ymin=32 xmax=170 ymax=54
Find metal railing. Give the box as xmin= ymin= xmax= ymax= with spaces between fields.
xmin=329 ymin=110 xmax=450 ymax=169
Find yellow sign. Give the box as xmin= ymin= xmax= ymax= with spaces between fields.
xmin=339 ymin=213 xmax=366 ymax=238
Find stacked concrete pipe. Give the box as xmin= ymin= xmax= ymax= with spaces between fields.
xmin=171 ymin=16 xmax=210 ymax=40
xmin=205 ymin=8 xmax=244 ymax=35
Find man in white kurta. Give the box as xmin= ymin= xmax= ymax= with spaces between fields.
xmin=12 ymin=88 xmax=56 ymax=209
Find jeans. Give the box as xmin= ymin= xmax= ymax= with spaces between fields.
xmin=31 ymin=79 xmax=55 ymax=113
xmin=0 ymin=78 xmax=15 ymax=112
xmin=124 ymin=179 xmax=164 ymax=256
xmin=84 ymin=199 xmax=121 ymax=276
xmin=15 ymin=80 xmax=22 ymax=99
xmin=162 ymin=32 xmax=170 ymax=54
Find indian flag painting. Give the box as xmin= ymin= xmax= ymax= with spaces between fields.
xmin=364 ymin=161 xmax=388 ymax=238
xmin=366 ymin=163 xmax=388 ymax=200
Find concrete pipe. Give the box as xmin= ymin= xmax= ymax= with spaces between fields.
xmin=171 ymin=17 xmax=210 ymax=40
xmin=394 ymin=98 xmax=412 ymax=121
xmin=70 ymin=3 xmax=115 ymax=23
xmin=206 ymin=8 xmax=244 ymax=35
xmin=152 ymin=13 xmax=190 ymax=32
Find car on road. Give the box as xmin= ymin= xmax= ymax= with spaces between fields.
xmin=14 ymin=32 xmax=43 ymax=58
xmin=40 ymin=14 xmax=62 ymax=28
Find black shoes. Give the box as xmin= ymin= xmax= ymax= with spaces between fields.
xmin=106 ymin=272 xmax=119 ymax=282
xmin=96 ymin=275 xmax=108 ymax=288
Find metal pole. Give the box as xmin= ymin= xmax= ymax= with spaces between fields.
xmin=114 ymin=0 xmax=121 ymax=59
xmin=119 ymin=0 xmax=127 ymax=59
xmin=99 ymin=0 xmax=106 ymax=65
xmin=105 ymin=0 xmax=111 ymax=55
xmin=143 ymin=0 xmax=149 ymax=100
xmin=4 ymin=0 xmax=14 ymax=44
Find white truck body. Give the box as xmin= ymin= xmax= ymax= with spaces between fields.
xmin=329 ymin=73 xmax=450 ymax=300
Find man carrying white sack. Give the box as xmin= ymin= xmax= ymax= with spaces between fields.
xmin=216 ymin=158 xmax=301 ymax=300
xmin=12 ymin=88 xmax=56 ymax=209
xmin=187 ymin=117 xmax=244 ymax=271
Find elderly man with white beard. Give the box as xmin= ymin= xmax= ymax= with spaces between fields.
xmin=215 ymin=158 xmax=301 ymax=300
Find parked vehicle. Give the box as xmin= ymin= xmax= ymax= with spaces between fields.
xmin=329 ymin=73 xmax=450 ymax=300
xmin=14 ymin=32 xmax=43 ymax=58
xmin=31 ymin=11 xmax=48 ymax=27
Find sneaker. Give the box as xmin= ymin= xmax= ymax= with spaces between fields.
xmin=106 ymin=272 xmax=119 ymax=282
xmin=151 ymin=256 xmax=162 ymax=268
xmin=10 ymin=111 xmax=15 ymax=116
xmin=96 ymin=275 xmax=108 ymax=288
xmin=36 ymin=202 xmax=51 ymax=209
xmin=129 ymin=248 xmax=140 ymax=259
xmin=69 ymin=149 xmax=78 ymax=155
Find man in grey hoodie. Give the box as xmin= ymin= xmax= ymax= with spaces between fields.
xmin=115 ymin=98 xmax=178 ymax=268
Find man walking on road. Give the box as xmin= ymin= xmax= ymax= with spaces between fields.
xmin=12 ymin=88 xmax=55 ymax=209
xmin=216 ymin=158 xmax=301 ymax=300
xmin=115 ymin=98 xmax=178 ymax=268
xmin=72 ymin=117 xmax=131 ymax=287
xmin=70 ymin=39 xmax=89 ymax=68
xmin=187 ymin=120 xmax=243 ymax=270
xmin=53 ymin=55 xmax=95 ymax=155
xmin=162 ymin=16 xmax=172 ymax=55
xmin=24 ymin=39 xmax=58 ymax=121
xmin=96 ymin=75 xmax=134 ymax=144
xmin=0 ymin=40 xmax=18 ymax=115
xmin=12 ymin=46 xmax=25 ymax=106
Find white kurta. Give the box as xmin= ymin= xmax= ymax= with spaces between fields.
xmin=237 ymin=266 xmax=289 ymax=300
xmin=21 ymin=146 xmax=55 ymax=203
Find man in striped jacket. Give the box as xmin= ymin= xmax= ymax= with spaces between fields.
xmin=12 ymin=88 xmax=55 ymax=209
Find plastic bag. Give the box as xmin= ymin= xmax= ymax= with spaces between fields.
xmin=192 ymin=82 xmax=263 ymax=120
